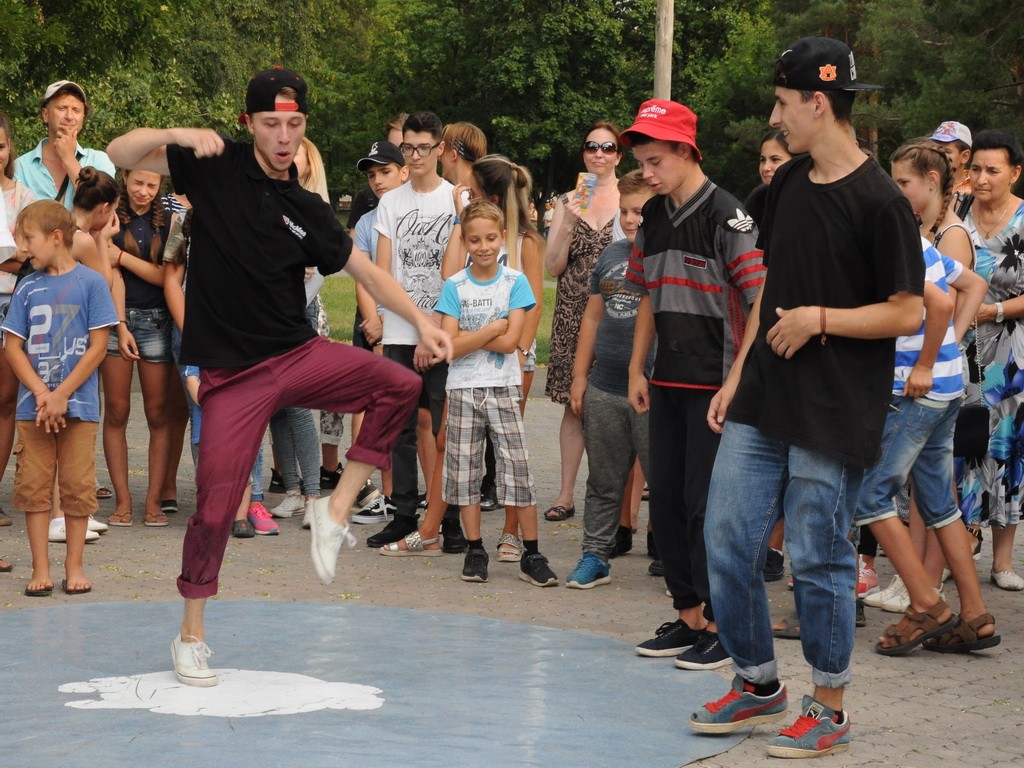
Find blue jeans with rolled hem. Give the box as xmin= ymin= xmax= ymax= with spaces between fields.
xmin=854 ymin=395 xmax=961 ymax=529
xmin=705 ymin=421 xmax=861 ymax=689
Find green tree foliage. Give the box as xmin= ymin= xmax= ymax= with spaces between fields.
xmin=1 ymin=0 xmax=1021 ymax=204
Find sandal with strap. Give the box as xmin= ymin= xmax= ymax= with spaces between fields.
xmin=379 ymin=531 xmax=442 ymax=557
xmin=875 ymin=599 xmax=958 ymax=656
xmin=771 ymin=610 xmax=801 ymax=640
xmin=496 ymin=532 xmax=523 ymax=563
xmin=924 ymin=613 xmax=1001 ymax=654
xmin=106 ymin=509 xmax=133 ymax=527
xmin=144 ymin=511 xmax=170 ymax=528
xmin=544 ymin=504 xmax=575 ymax=522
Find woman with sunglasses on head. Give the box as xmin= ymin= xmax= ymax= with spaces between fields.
xmin=543 ymin=122 xmax=623 ymax=522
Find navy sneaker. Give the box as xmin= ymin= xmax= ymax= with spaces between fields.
xmin=765 ymin=696 xmax=850 ymax=758
xmin=566 ymin=553 xmax=611 ymax=589
xmin=635 ymin=620 xmax=702 ymax=657
xmin=689 ymin=675 xmax=788 ymax=734
xmin=674 ymin=630 xmax=732 ymax=670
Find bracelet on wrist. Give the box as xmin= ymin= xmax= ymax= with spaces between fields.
xmin=819 ymin=305 xmax=827 ymax=345
xmin=995 ymin=302 xmax=1005 ymax=324
xmin=117 ymin=250 xmax=125 ymax=267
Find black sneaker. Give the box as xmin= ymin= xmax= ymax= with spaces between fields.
xmin=441 ymin=517 xmax=469 ymax=554
xmin=519 ymin=553 xmax=558 ymax=587
xmin=674 ymin=630 xmax=732 ymax=670
xmin=635 ymin=619 xmax=702 ymax=657
xmin=648 ymin=559 xmax=664 ymax=577
xmin=366 ymin=514 xmax=418 ymax=548
xmin=610 ymin=526 xmax=633 ymax=558
xmin=232 ymin=519 xmax=255 ymax=539
xmin=350 ymin=479 xmax=382 ymax=514
xmin=319 ymin=465 xmax=342 ymax=490
xmin=763 ymin=548 xmax=785 ymax=582
xmin=647 ymin=531 xmax=658 ymax=559
xmin=268 ymin=468 xmax=285 ymax=494
xmin=461 ymin=548 xmax=489 ymax=582
xmin=352 ymin=496 xmax=395 ymax=525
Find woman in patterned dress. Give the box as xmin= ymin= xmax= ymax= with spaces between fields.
xmin=543 ymin=122 xmax=622 ymax=520
xmin=957 ymin=130 xmax=1024 ymax=590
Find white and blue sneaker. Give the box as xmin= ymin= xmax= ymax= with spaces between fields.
xmin=566 ymin=553 xmax=611 ymax=589
xmin=765 ymin=696 xmax=850 ymax=758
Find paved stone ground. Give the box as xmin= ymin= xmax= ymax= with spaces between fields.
xmin=0 ymin=368 xmax=1021 ymax=767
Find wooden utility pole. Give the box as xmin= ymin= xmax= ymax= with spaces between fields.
xmin=654 ymin=0 xmax=674 ymax=99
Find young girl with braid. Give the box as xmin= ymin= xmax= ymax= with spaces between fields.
xmin=100 ymin=168 xmax=188 ymax=527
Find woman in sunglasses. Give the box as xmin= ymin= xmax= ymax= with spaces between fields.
xmin=543 ymin=121 xmax=623 ymax=521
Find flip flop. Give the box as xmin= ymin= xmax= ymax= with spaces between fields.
xmin=772 ymin=610 xmax=801 ymax=640
xmin=96 ymin=486 xmax=113 ymax=500
xmin=61 ymin=579 xmax=92 ymax=595
xmin=107 ymin=510 xmax=133 ymax=527
xmin=25 ymin=585 xmax=53 ymax=597
xmin=160 ymin=499 xmax=179 ymax=514
xmin=544 ymin=504 xmax=575 ymax=522
xmin=144 ymin=512 xmax=170 ymax=528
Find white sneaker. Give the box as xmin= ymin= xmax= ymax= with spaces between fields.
xmin=171 ymin=634 xmax=218 ymax=687
xmin=271 ymin=490 xmax=304 ymax=519
xmin=309 ymin=497 xmax=356 ymax=585
xmin=88 ymin=516 xmax=108 ymax=534
xmin=863 ymin=574 xmax=902 ymax=608
xmin=302 ymin=499 xmax=315 ymax=530
xmin=878 ymin=576 xmax=911 ymax=613
xmin=48 ymin=519 xmax=100 ymax=543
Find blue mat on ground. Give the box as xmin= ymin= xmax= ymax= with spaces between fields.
xmin=0 ymin=601 xmax=746 ymax=767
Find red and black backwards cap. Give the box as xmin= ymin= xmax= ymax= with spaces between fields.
xmin=242 ymin=66 xmax=308 ymax=120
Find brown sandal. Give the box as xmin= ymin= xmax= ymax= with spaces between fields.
xmin=924 ymin=613 xmax=1001 ymax=653
xmin=875 ymin=599 xmax=958 ymax=656
xmin=544 ymin=504 xmax=575 ymax=522
xmin=106 ymin=509 xmax=133 ymax=527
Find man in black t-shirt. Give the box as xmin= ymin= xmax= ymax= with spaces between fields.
xmin=107 ymin=68 xmax=452 ymax=688
xmin=688 ymin=39 xmax=925 ymax=758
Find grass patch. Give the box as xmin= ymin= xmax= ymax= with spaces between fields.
xmin=319 ymin=274 xmax=555 ymax=365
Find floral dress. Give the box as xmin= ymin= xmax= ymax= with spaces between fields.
xmin=956 ymin=202 xmax=1024 ymax=527
xmin=544 ymin=195 xmax=614 ymax=404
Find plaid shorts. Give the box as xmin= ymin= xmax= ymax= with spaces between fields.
xmin=443 ymin=386 xmax=536 ymax=507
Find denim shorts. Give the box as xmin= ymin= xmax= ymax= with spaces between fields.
xmin=854 ymin=395 xmax=962 ymax=529
xmin=107 ymin=307 xmax=173 ymax=363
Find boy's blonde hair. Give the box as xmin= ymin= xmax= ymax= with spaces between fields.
xmin=617 ymin=169 xmax=652 ymax=198
xmin=17 ymin=200 xmax=75 ymax=245
xmin=461 ymin=199 xmax=504 ymax=231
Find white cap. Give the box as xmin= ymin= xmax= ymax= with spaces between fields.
xmin=41 ymin=80 xmax=88 ymax=107
xmin=930 ymin=121 xmax=972 ymax=148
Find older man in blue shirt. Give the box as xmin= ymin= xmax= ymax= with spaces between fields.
xmin=15 ymin=81 xmax=115 ymax=209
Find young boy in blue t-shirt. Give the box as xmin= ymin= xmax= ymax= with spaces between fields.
xmin=2 ymin=200 xmax=118 ymax=597
xmin=434 ymin=200 xmax=557 ymax=587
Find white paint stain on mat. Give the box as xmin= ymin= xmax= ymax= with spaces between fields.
xmin=59 ymin=670 xmax=384 ymax=718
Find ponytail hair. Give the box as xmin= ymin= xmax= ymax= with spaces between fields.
xmin=116 ymin=169 xmax=166 ymax=262
xmin=471 ymin=154 xmax=537 ymax=269
xmin=298 ymin=137 xmax=329 ymax=203
xmin=890 ymin=138 xmax=954 ymax=240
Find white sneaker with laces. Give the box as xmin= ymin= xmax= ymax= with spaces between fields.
xmin=309 ymin=497 xmax=357 ymax=585
xmin=171 ymin=634 xmax=218 ymax=687
xmin=48 ymin=519 xmax=100 ymax=543
xmin=878 ymin=576 xmax=911 ymax=613
xmin=863 ymin=574 xmax=901 ymax=608
xmin=271 ymin=490 xmax=304 ymax=519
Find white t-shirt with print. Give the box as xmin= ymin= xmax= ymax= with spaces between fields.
xmin=434 ymin=265 xmax=536 ymax=390
xmin=374 ymin=178 xmax=455 ymax=344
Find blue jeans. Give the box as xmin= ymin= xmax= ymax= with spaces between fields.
xmin=855 ymin=395 xmax=961 ymax=529
xmin=269 ymin=407 xmax=321 ymax=496
xmin=705 ymin=422 xmax=861 ymax=689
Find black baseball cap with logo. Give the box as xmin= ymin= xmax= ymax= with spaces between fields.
xmin=356 ymin=141 xmax=405 ymax=171
xmin=774 ymin=37 xmax=882 ymax=92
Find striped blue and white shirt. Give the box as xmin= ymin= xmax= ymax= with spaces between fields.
xmin=893 ymin=237 xmax=963 ymax=401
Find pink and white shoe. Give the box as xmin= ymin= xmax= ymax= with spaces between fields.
xmin=248 ymin=502 xmax=279 ymax=535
